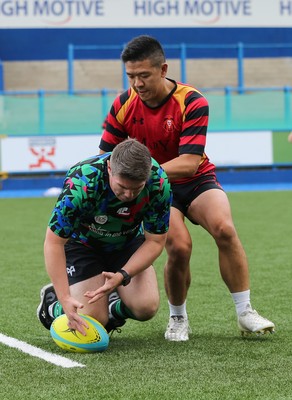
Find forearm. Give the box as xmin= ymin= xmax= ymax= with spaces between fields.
xmin=44 ymin=247 xmax=70 ymax=301
xmin=161 ymin=154 xmax=201 ymax=180
xmin=84 ymin=233 xmax=167 ymax=303
xmin=122 ymin=234 xmax=166 ymax=277
xmin=44 ymin=229 xmax=88 ymax=334
xmin=44 ymin=229 xmax=70 ymax=303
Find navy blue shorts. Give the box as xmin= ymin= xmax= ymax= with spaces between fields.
xmin=171 ymin=170 xmax=223 ymax=220
xmin=64 ymin=236 xmax=145 ymax=285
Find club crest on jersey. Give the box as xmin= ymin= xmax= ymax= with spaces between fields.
xmin=94 ymin=215 xmax=108 ymax=224
xmin=117 ymin=207 xmax=131 ymax=216
xmin=163 ymin=115 xmax=176 ymax=132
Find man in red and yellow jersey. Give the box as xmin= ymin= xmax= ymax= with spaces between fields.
xmin=100 ymin=35 xmax=275 ymax=340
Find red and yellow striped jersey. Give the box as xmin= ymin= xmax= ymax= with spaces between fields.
xmin=100 ymin=78 xmax=215 ymax=183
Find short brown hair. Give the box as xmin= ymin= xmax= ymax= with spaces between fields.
xmin=110 ymin=139 xmax=152 ymax=182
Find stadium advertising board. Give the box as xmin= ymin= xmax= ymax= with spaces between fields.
xmin=206 ymin=131 xmax=273 ymax=166
xmin=0 ymin=131 xmax=275 ymax=173
xmin=1 ymin=135 xmax=101 ymax=173
xmin=0 ymin=0 xmax=291 ymax=28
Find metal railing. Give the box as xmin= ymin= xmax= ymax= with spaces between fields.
xmin=0 ymin=86 xmax=291 ymax=136
xmin=67 ymin=42 xmax=292 ymax=94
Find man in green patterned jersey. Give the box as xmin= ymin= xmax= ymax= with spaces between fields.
xmin=37 ymin=139 xmax=172 ymax=335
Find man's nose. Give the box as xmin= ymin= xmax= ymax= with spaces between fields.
xmin=123 ymin=189 xmax=134 ymax=200
xmin=134 ymin=76 xmax=143 ymax=87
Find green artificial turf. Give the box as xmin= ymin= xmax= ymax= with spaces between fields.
xmin=0 ymin=191 xmax=291 ymax=400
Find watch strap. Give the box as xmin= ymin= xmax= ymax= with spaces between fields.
xmin=117 ymin=269 xmax=131 ymax=286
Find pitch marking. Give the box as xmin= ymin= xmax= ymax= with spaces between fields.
xmin=0 ymin=333 xmax=85 ymax=368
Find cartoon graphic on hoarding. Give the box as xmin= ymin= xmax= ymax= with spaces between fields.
xmin=29 ymin=138 xmax=56 ymax=170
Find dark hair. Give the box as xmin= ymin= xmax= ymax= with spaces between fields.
xmin=110 ymin=139 xmax=152 ymax=182
xmin=121 ymin=35 xmax=166 ymax=68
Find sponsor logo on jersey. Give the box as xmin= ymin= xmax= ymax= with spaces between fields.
xmin=132 ymin=117 xmax=144 ymax=125
xmin=117 ymin=207 xmax=131 ymax=216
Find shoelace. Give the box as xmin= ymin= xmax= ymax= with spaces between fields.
xmin=109 ymin=327 xmax=122 ymax=337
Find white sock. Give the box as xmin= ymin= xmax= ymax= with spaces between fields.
xmin=48 ymin=301 xmax=58 ymax=318
xmin=168 ymin=300 xmax=188 ymax=318
xmin=231 ymin=290 xmax=251 ymax=316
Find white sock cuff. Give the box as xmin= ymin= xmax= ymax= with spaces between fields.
xmin=231 ymin=289 xmax=251 ymax=316
xmin=168 ymin=300 xmax=188 ymax=318
xmin=231 ymin=289 xmax=251 ymax=303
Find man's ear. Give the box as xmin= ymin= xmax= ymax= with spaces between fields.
xmin=107 ymin=160 xmax=111 ymax=174
xmin=161 ymin=63 xmax=168 ymax=77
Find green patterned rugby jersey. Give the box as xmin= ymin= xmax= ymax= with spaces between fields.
xmin=48 ymin=153 xmax=172 ymax=252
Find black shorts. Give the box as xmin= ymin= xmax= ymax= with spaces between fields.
xmin=171 ymin=170 xmax=223 ymax=218
xmin=64 ymin=236 xmax=145 ymax=285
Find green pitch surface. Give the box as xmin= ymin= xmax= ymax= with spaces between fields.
xmin=0 ymin=192 xmax=291 ymax=400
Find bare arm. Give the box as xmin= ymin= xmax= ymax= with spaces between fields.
xmin=121 ymin=230 xmax=167 ymax=276
xmin=161 ymin=153 xmax=202 ymax=181
xmin=101 ymin=144 xmax=201 ymax=181
xmin=44 ymin=227 xmax=88 ymax=334
xmin=84 ymin=231 xmax=167 ymax=302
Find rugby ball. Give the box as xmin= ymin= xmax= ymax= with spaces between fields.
xmin=50 ymin=314 xmax=109 ymax=353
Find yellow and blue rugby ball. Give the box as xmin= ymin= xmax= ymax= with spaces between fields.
xmin=50 ymin=314 xmax=109 ymax=353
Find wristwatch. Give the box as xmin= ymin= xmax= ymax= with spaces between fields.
xmin=117 ymin=269 xmax=131 ymax=286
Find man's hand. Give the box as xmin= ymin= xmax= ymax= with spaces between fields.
xmin=84 ymin=271 xmax=123 ymax=303
xmin=61 ymin=296 xmax=89 ymax=336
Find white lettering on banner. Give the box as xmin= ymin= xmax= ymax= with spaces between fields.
xmin=134 ymin=0 xmax=251 ymax=17
xmin=33 ymin=0 xmax=104 ymax=17
xmin=280 ymin=1 xmax=292 ymax=15
xmin=0 ymin=0 xmax=291 ymax=27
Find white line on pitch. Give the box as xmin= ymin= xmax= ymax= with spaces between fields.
xmin=0 ymin=333 xmax=85 ymax=368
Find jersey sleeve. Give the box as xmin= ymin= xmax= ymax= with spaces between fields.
xmin=99 ymin=90 xmax=131 ymax=152
xmin=179 ymin=90 xmax=209 ymax=157
xmin=48 ymin=164 xmax=99 ymax=238
xmin=143 ymin=161 xmax=172 ymax=234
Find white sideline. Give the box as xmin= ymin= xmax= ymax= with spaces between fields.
xmin=0 ymin=333 xmax=85 ymax=368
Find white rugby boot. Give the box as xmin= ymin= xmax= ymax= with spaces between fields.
xmin=164 ymin=315 xmax=191 ymax=341
xmin=238 ymin=306 xmax=275 ymax=336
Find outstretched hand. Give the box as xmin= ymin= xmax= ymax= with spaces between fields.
xmin=84 ymin=271 xmax=122 ymax=304
xmin=62 ymin=296 xmax=89 ymax=336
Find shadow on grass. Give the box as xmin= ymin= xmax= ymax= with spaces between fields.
xmin=32 ymin=320 xmax=278 ymax=364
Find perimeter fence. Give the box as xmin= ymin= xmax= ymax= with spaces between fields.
xmin=0 ymin=41 xmax=292 ymax=135
xmin=0 ymin=87 xmax=291 ymax=136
